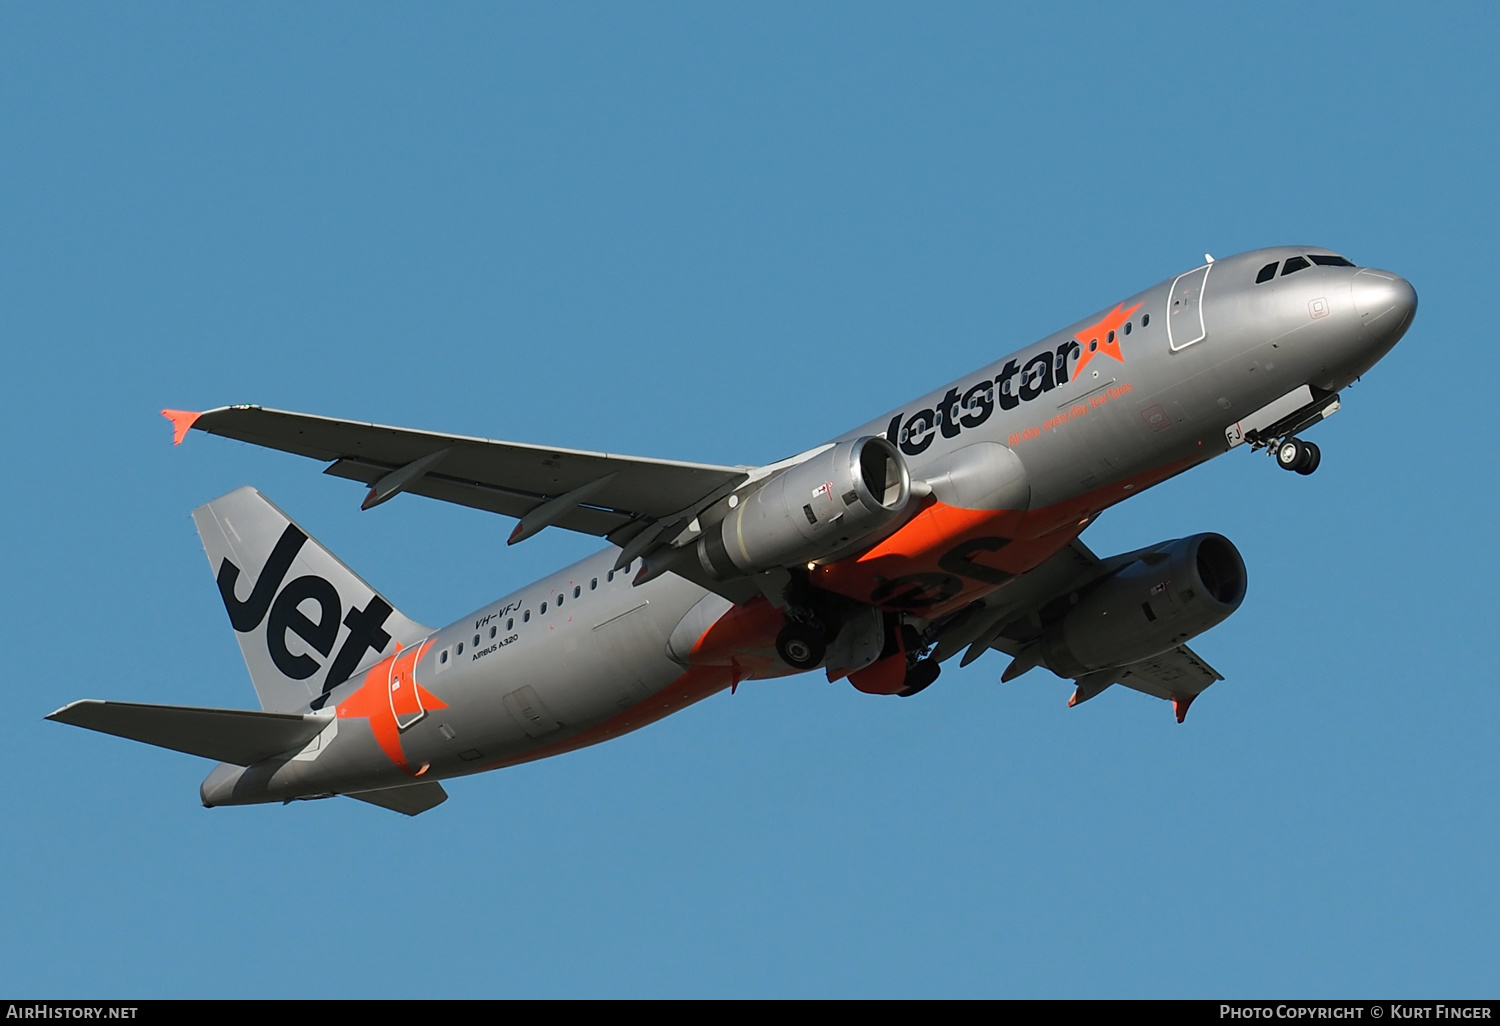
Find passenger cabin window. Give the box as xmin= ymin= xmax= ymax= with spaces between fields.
xmin=590 ymin=578 xmax=597 ymax=590
xmin=573 ymin=586 xmax=581 ymax=598
xmin=540 ymin=601 xmax=547 ymax=614
xmin=506 ymin=618 xmax=513 ymax=630
xmin=1256 ymin=262 xmax=1279 ymax=283
xmin=524 ymin=610 xmax=530 ymax=623
xmin=1141 ymin=313 xmax=1150 ymax=326
xmin=1281 ymin=256 xmax=1311 ymax=276
xmin=1310 ymin=254 xmax=1355 ymax=267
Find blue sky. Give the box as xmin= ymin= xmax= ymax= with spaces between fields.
xmin=3 ymin=4 xmax=1496 ymax=997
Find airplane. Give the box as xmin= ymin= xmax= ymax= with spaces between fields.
xmin=49 ymin=246 xmax=1417 ymax=816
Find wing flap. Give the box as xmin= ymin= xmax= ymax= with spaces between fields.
xmin=323 ymin=457 xmax=636 ymax=535
xmin=47 ymin=699 xmax=327 ymax=766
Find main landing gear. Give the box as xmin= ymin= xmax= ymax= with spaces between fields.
xmin=1274 ymin=437 xmax=1321 ymax=476
xmin=776 ymin=620 xmax=827 ymax=670
xmin=893 ymin=622 xmax=940 ymax=698
xmin=898 ymin=657 xmax=941 ymax=697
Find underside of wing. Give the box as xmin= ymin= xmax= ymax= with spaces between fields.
xmin=171 ymin=405 xmax=749 ymax=544
xmin=933 ymin=538 xmax=1230 ymax=721
xmin=936 ymin=539 xmax=1106 ymax=666
xmin=1115 ymin=645 xmax=1223 ymax=703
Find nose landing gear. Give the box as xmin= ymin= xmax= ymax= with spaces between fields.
xmin=1274 ymin=437 xmax=1321 ymax=475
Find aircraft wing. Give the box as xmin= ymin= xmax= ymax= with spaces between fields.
xmin=938 ymin=538 xmax=1226 ymax=720
xmin=167 ymin=405 xmax=749 ymax=545
xmin=1113 ymin=645 xmax=1223 ymax=702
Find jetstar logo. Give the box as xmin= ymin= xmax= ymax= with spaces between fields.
xmin=1071 ymin=302 xmax=1141 ymax=379
xmin=884 ymin=301 xmax=1144 ymax=457
xmin=215 ymin=523 xmax=394 ymax=707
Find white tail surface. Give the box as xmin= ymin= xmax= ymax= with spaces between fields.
xmin=193 ymin=487 xmax=432 ymax=713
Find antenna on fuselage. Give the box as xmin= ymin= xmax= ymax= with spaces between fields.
xmin=1204 ymin=253 xmax=1215 ymax=262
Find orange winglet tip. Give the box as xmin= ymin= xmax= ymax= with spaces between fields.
xmin=161 ymin=409 xmax=202 ymax=445
xmin=1067 ymin=689 xmax=1080 ymax=708
xmin=1173 ymin=693 xmax=1197 ymax=724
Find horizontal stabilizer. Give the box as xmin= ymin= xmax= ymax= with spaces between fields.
xmin=47 ymin=699 xmax=327 ymax=766
xmin=347 ymin=782 xmax=448 ymax=816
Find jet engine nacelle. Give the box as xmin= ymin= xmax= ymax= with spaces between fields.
xmin=1039 ymin=533 xmax=1247 ymax=678
xmin=698 ymin=436 xmax=911 ymax=578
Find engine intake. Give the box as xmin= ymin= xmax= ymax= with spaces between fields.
xmin=698 ymin=436 xmax=911 ymax=578
xmin=1039 ymin=533 xmax=1247 ymax=677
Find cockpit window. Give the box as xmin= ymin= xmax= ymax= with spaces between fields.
xmin=1281 ymin=256 xmax=1311 ymax=276
xmin=1309 ymin=254 xmax=1355 ymax=267
xmin=1255 ymin=262 xmax=1278 ymax=284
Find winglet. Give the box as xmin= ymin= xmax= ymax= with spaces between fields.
xmin=161 ymin=409 xmax=202 ymax=445
xmin=1172 ymin=692 xmax=1197 ymax=724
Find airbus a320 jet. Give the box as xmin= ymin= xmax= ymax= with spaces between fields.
xmin=50 ymin=247 xmax=1416 ymax=815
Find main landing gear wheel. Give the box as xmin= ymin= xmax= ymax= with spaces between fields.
xmin=776 ymin=622 xmax=826 ymax=670
xmin=1276 ymin=438 xmax=1321 ymax=475
xmin=897 ymin=659 xmax=941 ymax=698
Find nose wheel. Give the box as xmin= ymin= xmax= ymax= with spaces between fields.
xmin=1275 ymin=437 xmax=1321 ymax=475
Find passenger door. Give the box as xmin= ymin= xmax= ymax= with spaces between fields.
xmin=1167 ymin=264 xmax=1212 ymax=351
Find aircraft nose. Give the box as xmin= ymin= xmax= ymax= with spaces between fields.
xmin=1352 ymin=269 xmax=1417 ymax=345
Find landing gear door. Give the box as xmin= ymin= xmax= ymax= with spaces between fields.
xmin=1167 ymin=263 xmax=1212 ymax=351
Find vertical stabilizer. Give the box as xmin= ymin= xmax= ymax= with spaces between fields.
xmin=193 ymin=487 xmax=432 ymax=713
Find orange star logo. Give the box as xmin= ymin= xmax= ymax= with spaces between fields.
xmin=336 ymin=639 xmax=446 ymax=775
xmin=1072 ymin=302 xmax=1142 ymax=379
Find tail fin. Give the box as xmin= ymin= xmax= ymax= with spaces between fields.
xmin=193 ymin=487 xmax=432 ymax=713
